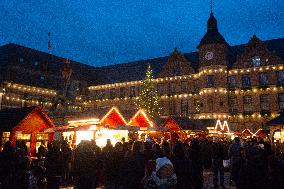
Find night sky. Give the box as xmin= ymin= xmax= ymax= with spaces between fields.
xmin=0 ymin=0 xmax=283 ymax=67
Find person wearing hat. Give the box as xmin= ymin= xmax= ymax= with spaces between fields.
xmin=143 ymin=157 xmax=177 ymax=189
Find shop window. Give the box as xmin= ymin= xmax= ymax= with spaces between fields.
xmin=36 ymin=134 xmax=49 ymax=152
xmin=228 ymin=76 xmax=237 ymax=88
xmin=157 ymin=84 xmax=164 ymax=95
xmin=130 ymin=86 xmax=136 ymax=97
xmin=260 ymin=94 xmax=270 ymax=111
xmin=16 ymin=133 xmax=31 ymax=148
xmin=242 ymin=74 xmax=251 ymax=88
xmin=276 ymin=71 xmax=284 ymax=85
xmin=206 ymin=75 xmax=214 ymax=87
xmin=259 ymin=73 xmax=269 ymax=87
xmin=243 ymin=96 xmax=253 ymax=113
xmin=251 ymin=56 xmax=261 ymax=67
xmin=1 ymin=132 xmax=10 ymax=149
xmin=278 ymin=93 xmax=284 ymax=111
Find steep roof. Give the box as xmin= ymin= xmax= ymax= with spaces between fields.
xmin=0 ymin=106 xmax=54 ymax=131
xmin=0 ymin=106 xmax=35 ymax=130
xmin=93 ymin=38 xmax=284 ymax=85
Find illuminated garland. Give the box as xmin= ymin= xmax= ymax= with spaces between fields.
xmin=89 ymin=64 xmax=284 ymax=90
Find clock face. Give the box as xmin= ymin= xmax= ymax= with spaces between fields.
xmin=205 ymin=51 xmax=214 ymax=60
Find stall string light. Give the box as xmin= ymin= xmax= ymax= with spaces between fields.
xmin=128 ymin=109 xmax=155 ymax=127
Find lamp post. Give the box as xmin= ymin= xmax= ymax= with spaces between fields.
xmin=0 ymin=88 xmax=6 ymax=110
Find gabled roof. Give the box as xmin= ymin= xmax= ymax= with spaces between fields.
xmin=93 ymin=38 xmax=284 ymax=85
xmin=0 ymin=106 xmax=54 ymax=131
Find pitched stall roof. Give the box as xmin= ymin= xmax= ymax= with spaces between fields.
xmin=0 ymin=106 xmax=54 ymax=131
xmin=128 ymin=110 xmax=155 ymax=128
xmin=99 ymin=107 xmax=128 ymax=128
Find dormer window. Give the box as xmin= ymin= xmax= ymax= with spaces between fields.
xmin=251 ymin=56 xmax=261 ymax=67
xmin=19 ymin=58 xmax=24 ymax=64
xmin=171 ymin=60 xmax=181 ymax=76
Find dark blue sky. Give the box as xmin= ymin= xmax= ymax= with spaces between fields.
xmin=0 ymin=0 xmax=283 ymax=67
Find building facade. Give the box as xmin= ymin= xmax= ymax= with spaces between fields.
xmin=1 ymin=12 xmax=284 ymax=131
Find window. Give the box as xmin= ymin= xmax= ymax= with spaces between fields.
xmin=181 ymin=81 xmax=188 ymax=93
xmin=34 ymin=61 xmax=39 ymax=66
xmin=243 ymin=96 xmax=253 ymax=112
xmin=120 ymin=87 xmax=126 ymax=98
xmin=260 ymin=94 xmax=270 ymax=111
xmin=276 ymin=71 xmax=284 ymax=85
xmin=169 ymin=101 xmax=176 ymax=115
xmin=109 ymin=88 xmax=116 ymax=99
xmin=194 ymin=99 xmax=200 ymax=113
xmin=251 ymin=56 xmax=261 ymax=67
xmin=40 ymin=75 xmax=45 ymax=80
xmin=171 ymin=60 xmax=181 ymax=76
xmin=157 ymin=84 xmax=164 ymax=95
xmin=229 ymin=95 xmax=238 ymax=113
xmin=136 ymin=86 xmax=142 ymax=95
xmin=16 ymin=133 xmax=31 ymax=148
xmin=207 ymin=98 xmax=213 ymax=111
xmin=1 ymin=132 xmax=10 ymax=149
xmin=278 ymin=93 xmax=284 ymax=110
xmin=259 ymin=73 xmax=269 ymax=86
xmin=228 ymin=76 xmax=237 ymax=88
xmin=168 ymin=82 xmax=175 ymax=95
xmin=242 ymin=74 xmax=251 ymax=88
xmin=206 ymin=75 xmax=214 ymax=87
xmin=19 ymin=57 xmax=24 ymax=64
xmin=130 ymin=86 xmax=136 ymax=97
xmin=181 ymin=100 xmax=189 ymax=116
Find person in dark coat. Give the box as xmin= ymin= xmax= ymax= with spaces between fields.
xmin=44 ymin=142 xmax=63 ymax=189
xmin=211 ymin=137 xmax=226 ymax=188
xmin=3 ymin=156 xmax=37 ymax=189
xmin=73 ymin=140 xmax=101 ymax=189
xmin=171 ymin=141 xmax=192 ymax=189
xmin=122 ymin=141 xmax=146 ymax=189
xmin=188 ymin=138 xmax=203 ymax=189
xmin=0 ymin=141 xmax=15 ymax=185
xmin=228 ymin=137 xmax=241 ymax=185
xmin=238 ymin=140 xmax=268 ymax=189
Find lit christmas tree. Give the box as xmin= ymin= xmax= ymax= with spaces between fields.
xmin=136 ymin=64 xmax=162 ymax=118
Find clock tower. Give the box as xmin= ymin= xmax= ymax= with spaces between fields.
xmin=197 ymin=11 xmax=229 ymax=68
xmin=196 ymin=6 xmax=230 ymax=116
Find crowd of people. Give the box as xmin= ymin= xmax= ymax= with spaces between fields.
xmin=0 ymin=136 xmax=284 ymax=189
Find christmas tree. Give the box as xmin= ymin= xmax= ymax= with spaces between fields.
xmin=136 ymin=64 xmax=162 ymax=118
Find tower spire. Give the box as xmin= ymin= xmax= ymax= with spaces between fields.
xmin=210 ymin=0 xmax=213 ymax=14
xmin=48 ymin=32 xmax=52 ymax=51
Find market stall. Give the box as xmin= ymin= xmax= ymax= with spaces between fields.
xmin=0 ymin=106 xmax=55 ymax=156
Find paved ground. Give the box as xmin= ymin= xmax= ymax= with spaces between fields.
xmin=60 ymin=171 xmax=237 ymax=189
